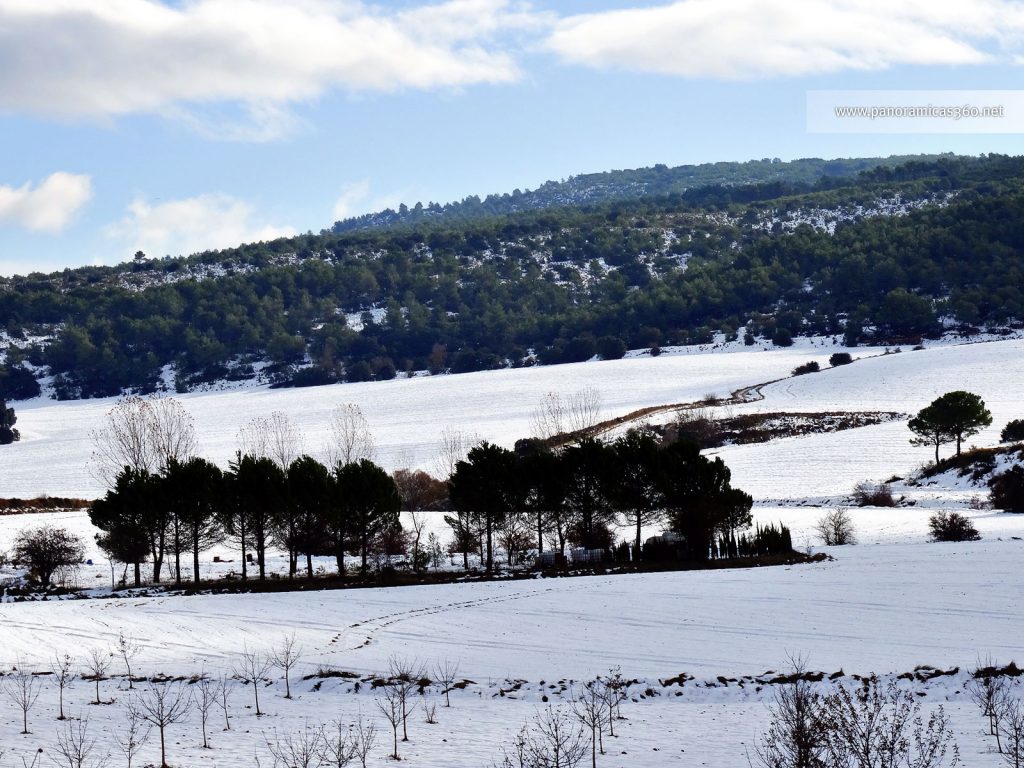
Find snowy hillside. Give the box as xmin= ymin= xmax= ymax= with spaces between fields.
xmin=3 ymin=339 xmax=845 ymax=500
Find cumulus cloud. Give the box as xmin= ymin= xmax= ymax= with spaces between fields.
xmin=546 ymin=0 xmax=1024 ymax=79
xmin=105 ymin=194 xmax=296 ymax=257
xmin=0 ymin=0 xmax=538 ymax=139
xmin=0 ymin=172 xmax=93 ymax=232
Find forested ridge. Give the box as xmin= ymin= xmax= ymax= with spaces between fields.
xmin=2 ymin=152 xmax=1024 ymax=401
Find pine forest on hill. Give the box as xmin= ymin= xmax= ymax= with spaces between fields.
xmin=2 ymin=153 xmax=1024 ymax=401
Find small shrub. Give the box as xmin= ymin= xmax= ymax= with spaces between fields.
xmin=772 ymin=328 xmax=794 ymax=347
xmin=928 ymin=511 xmax=981 ymax=542
xmin=829 ymin=352 xmax=853 ymax=367
xmin=815 ymin=508 xmax=856 ymax=546
xmin=792 ymin=361 xmax=820 ymax=376
xmin=852 ymin=481 xmax=896 ymax=507
xmin=1001 ymin=419 xmax=1024 ymax=443
xmin=990 ymin=465 xmax=1024 ymax=512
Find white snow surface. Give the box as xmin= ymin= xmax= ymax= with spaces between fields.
xmin=0 ymin=336 xmax=1022 ymax=766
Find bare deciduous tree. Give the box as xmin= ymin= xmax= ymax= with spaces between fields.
xmin=819 ymin=676 xmax=959 ymax=768
xmin=91 ymin=395 xmax=195 ymax=488
xmin=134 ymin=682 xmax=192 ymax=768
xmin=408 ymin=510 xmax=429 ymax=573
xmin=193 ymin=676 xmax=217 ymax=749
xmin=238 ymin=412 xmax=303 ymax=471
xmin=1002 ymin=699 xmax=1024 ymax=768
xmin=53 ymin=716 xmax=109 ymax=768
xmin=754 ymin=656 xmax=826 ymax=768
xmin=52 ymin=653 xmax=74 ymax=721
xmin=572 ymin=683 xmax=609 ymax=768
xmin=117 ymin=630 xmax=142 ymax=690
xmin=497 ymin=707 xmax=589 ymax=768
xmin=271 ymin=633 xmax=303 ymax=700
xmin=318 ymin=719 xmax=358 ymax=767
xmin=267 ymin=411 xmax=303 ymax=471
xmin=531 ymin=388 xmax=604 ymax=441
xmin=116 ymin=700 xmax=151 ymax=768
xmin=597 ymin=667 xmax=630 ymax=737
xmin=234 ymin=646 xmax=273 ymax=716
xmin=3 ymin=663 xmax=42 ymax=734
xmin=434 ymin=659 xmax=460 ymax=708
xmin=377 ymin=684 xmax=404 ymax=760
xmin=84 ymin=648 xmax=112 ymax=705
xmin=388 ymin=656 xmax=424 ymax=742
xmin=215 ymin=673 xmax=234 ymax=731
xmin=566 ymin=387 xmax=603 ymax=435
xmin=326 ymin=403 xmax=376 ymax=467
xmin=147 ymin=395 xmax=197 ymax=472
xmin=266 ymin=721 xmax=323 ymax=768
xmin=815 ymin=508 xmax=857 ymax=546
xmin=433 ymin=426 xmax=477 ymax=479
xmin=352 ymin=715 xmax=377 ymax=768
xmin=970 ymin=662 xmax=1011 ymax=753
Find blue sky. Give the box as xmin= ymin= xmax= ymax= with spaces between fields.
xmin=1 ymin=0 xmax=1023 ymax=276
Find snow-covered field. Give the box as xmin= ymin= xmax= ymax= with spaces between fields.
xmin=4 ymin=338 xmax=844 ymax=500
xmin=0 ymin=335 xmax=1022 ymax=767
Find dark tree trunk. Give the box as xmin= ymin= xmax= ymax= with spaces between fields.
xmin=485 ymin=513 xmax=493 ymax=572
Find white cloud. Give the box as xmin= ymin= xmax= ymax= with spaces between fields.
xmin=0 ymin=0 xmax=538 ymax=139
xmin=105 ymin=194 xmax=296 ymax=258
xmin=546 ymin=0 xmax=1024 ymax=79
xmin=332 ymin=180 xmax=373 ymax=221
xmin=0 ymin=172 xmax=92 ymax=232
xmin=330 ymin=179 xmax=408 ymax=221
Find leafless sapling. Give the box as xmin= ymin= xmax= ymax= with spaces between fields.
xmin=116 ymin=630 xmax=142 ymax=689
xmin=234 ymin=645 xmax=273 ymax=716
xmin=753 ymin=656 xmax=825 ymax=768
xmin=351 ymin=714 xmax=377 ymax=768
xmin=53 ymin=716 xmax=109 ymax=768
xmin=495 ymin=724 xmax=530 ymax=768
xmin=193 ymin=675 xmax=217 ymax=749
xmin=116 ymin=699 xmax=151 ymax=768
xmin=52 ymin=653 xmax=75 ymax=721
xmin=388 ymin=655 xmax=423 ymax=742
xmin=572 ymin=683 xmax=609 ymax=768
xmin=215 ymin=673 xmax=234 ymax=730
xmin=1001 ymin=698 xmax=1024 ymax=768
xmin=271 ymin=632 xmax=303 ymax=700
xmin=84 ymin=647 xmax=112 ymax=705
xmin=134 ymin=682 xmax=192 ymax=768
xmin=377 ymin=684 xmax=404 ymax=760
xmin=970 ymin=661 xmax=1011 ymax=753
xmin=434 ymin=658 xmax=460 ymax=708
xmin=597 ymin=667 xmax=631 ymax=737
xmin=266 ymin=721 xmax=323 ymax=768
xmin=527 ymin=705 xmax=588 ymax=768
xmin=318 ymin=719 xmax=358 ymax=767
xmin=424 ymin=702 xmax=438 ymax=724
xmin=3 ymin=663 xmax=43 ymax=734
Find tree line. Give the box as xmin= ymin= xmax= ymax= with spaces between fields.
xmin=79 ymin=394 xmax=759 ymax=588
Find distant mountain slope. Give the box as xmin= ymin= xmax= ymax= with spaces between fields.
xmin=2 ymin=153 xmax=1024 ymax=402
xmin=327 ymin=155 xmax=940 ymax=233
